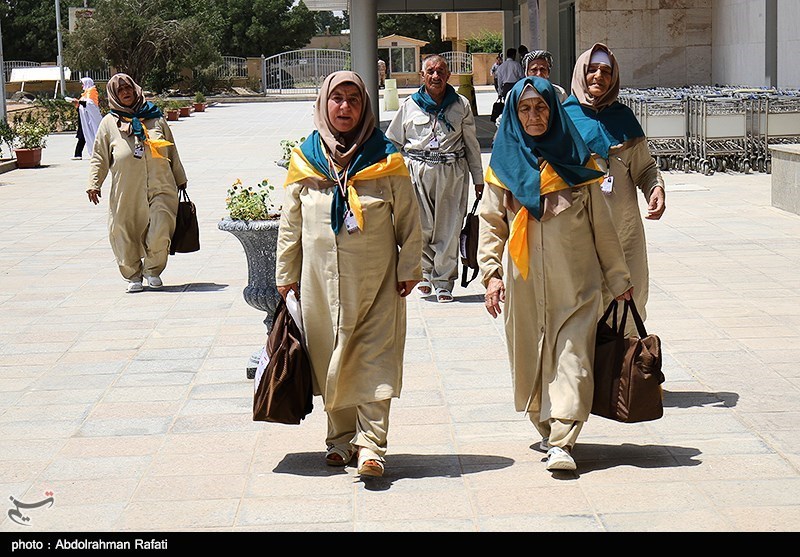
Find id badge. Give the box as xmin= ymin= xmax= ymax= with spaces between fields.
xmin=344 ymin=209 xmax=359 ymax=234
xmin=133 ymin=142 xmax=144 ymax=159
xmin=427 ymin=136 xmax=440 ymax=150
xmin=601 ymin=175 xmax=614 ymax=194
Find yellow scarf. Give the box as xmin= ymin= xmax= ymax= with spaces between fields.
xmin=117 ymin=117 xmax=173 ymax=161
xmin=284 ymin=146 xmax=408 ymax=231
xmin=484 ymin=159 xmax=602 ymax=279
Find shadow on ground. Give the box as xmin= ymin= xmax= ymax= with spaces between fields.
xmin=273 ymin=451 xmax=514 ymax=491
xmin=662 ymin=389 xmax=739 ymax=409
xmin=154 ymin=282 xmax=229 ymax=293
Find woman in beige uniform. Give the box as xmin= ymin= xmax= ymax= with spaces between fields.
xmin=87 ymin=73 xmax=187 ymax=293
xmin=276 ymin=71 xmax=422 ymax=478
xmin=563 ymin=44 xmax=666 ymax=331
xmin=480 ymin=77 xmax=632 ymax=472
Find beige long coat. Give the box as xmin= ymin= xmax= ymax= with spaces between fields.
xmin=88 ymin=115 xmax=187 ymax=280
xmin=478 ymin=182 xmax=632 ymax=421
xmin=598 ymin=137 xmax=664 ymax=323
xmin=275 ymin=176 xmax=422 ymax=411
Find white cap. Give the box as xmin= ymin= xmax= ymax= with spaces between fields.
xmin=519 ymin=84 xmax=542 ymax=101
xmin=589 ymin=50 xmax=613 ymax=68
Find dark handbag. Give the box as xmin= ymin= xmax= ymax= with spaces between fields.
xmin=253 ymin=297 xmax=314 ymax=424
xmin=170 ymin=188 xmax=200 ymax=254
xmin=490 ymin=97 xmax=504 ymax=123
xmin=592 ymin=298 xmax=665 ymax=423
xmin=459 ymin=198 xmax=480 ymax=288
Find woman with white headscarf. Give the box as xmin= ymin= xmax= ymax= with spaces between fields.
xmin=69 ymin=77 xmax=103 ymax=159
xmin=87 ymin=73 xmax=188 ymax=293
xmin=276 ymin=71 xmax=422 ymax=478
xmin=562 ymin=44 xmax=666 ymax=333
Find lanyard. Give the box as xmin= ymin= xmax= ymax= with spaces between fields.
xmin=326 ymin=155 xmax=352 ymax=205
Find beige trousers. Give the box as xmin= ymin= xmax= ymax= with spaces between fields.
xmin=108 ymin=186 xmax=177 ymax=281
xmin=530 ymin=415 xmax=583 ymax=450
xmin=408 ymin=159 xmax=470 ymax=292
xmin=326 ymin=399 xmax=391 ymax=461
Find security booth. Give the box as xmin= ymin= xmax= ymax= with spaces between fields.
xmin=377 ymin=34 xmax=428 ymax=88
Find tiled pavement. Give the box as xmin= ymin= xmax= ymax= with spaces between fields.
xmin=0 ymin=88 xmax=799 ymax=532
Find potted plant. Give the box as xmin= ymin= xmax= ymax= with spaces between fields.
xmin=217 ymin=178 xmax=282 ymax=378
xmin=178 ymin=101 xmax=192 ymax=118
xmin=193 ymin=91 xmax=206 ymax=112
xmin=165 ymin=101 xmax=181 ymax=121
xmin=0 ymin=119 xmax=16 ymax=160
xmin=277 ymin=136 xmax=305 ymax=169
xmin=13 ymin=119 xmax=50 ymax=168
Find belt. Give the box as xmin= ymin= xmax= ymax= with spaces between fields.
xmin=406 ymin=149 xmax=465 ymax=165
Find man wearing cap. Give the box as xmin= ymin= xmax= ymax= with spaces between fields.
xmin=386 ymin=55 xmax=484 ymax=303
xmin=521 ymin=50 xmax=568 ymax=102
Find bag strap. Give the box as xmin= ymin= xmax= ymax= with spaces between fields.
xmin=461 ymin=264 xmax=479 ymax=288
xmin=469 ymin=197 xmax=479 ymax=216
xmin=600 ymin=300 xmax=629 ymax=335
xmin=178 ymin=188 xmax=190 ymax=202
xmin=625 ymin=298 xmax=648 ymax=338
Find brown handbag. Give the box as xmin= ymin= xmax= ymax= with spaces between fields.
xmin=592 ymin=298 xmax=665 ymax=423
xmin=253 ymin=297 xmax=314 ymax=424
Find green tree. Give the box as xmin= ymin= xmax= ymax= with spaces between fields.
xmin=314 ymin=10 xmax=348 ymax=35
xmin=0 ymin=0 xmax=84 ymax=62
xmin=219 ymin=0 xmax=317 ymax=58
xmin=465 ymin=30 xmax=503 ymax=54
xmin=63 ymin=0 xmax=222 ymax=92
xmin=377 ymin=14 xmax=450 ymax=54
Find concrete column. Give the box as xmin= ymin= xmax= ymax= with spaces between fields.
xmin=503 ymin=9 xmax=515 ymax=55
xmin=350 ymin=0 xmax=379 ymax=121
xmin=766 ymin=0 xmax=778 ymax=88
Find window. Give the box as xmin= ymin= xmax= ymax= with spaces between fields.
xmin=387 ymin=47 xmax=417 ymax=74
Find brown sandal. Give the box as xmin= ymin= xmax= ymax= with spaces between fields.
xmin=325 ymin=445 xmax=356 ymax=467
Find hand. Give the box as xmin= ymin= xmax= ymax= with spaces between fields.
xmin=474 ymin=183 xmax=484 ymax=199
xmin=397 ymin=279 xmax=420 ymax=297
xmin=177 ymin=183 xmax=187 ymax=190
xmin=615 ymin=287 xmax=633 ymax=301
xmin=87 ymin=190 xmax=101 ymax=205
xmin=484 ymin=276 xmax=505 ymax=318
xmin=646 ymin=186 xmax=665 ymax=220
xmin=277 ymin=283 xmax=299 ymax=300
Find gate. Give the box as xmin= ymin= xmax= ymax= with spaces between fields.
xmin=439 ymin=52 xmax=473 ymax=75
xmin=261 ymin=49 xmax=350 ymax=95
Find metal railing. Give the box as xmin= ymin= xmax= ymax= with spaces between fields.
xmin=261 ymin=49 xmax=350 ymax=95
xmin=440 ymin=51 xmax=473 ymax=75
xmin=217 ymin=56 xmax=248 ymax=79
xmin=73 ymin=67 xmax=111 ymax=82
xmin=4 ymin=61 xmax=41 ymax=82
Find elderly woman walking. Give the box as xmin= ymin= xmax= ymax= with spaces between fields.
xmin=276 ymin=71 xmax=422 ymax=478
xmin=480 ymin=77 xmax=633 ymax=472
xmin=562 ymin=43 xmax=665 ymax=330
xmin=87 ymin=73 xmax=188 ymax=293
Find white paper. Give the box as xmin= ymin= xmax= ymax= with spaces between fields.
xmin=286 ymin=290 xmax=304 ymax=339
xmin=601 ymin=175 xmax=614 ymax=194
xmin=254 ymin=346 xmax=269 ymax=392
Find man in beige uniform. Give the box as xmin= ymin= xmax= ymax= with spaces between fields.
xmin=386 ymin=55 xmax=484 ymax=303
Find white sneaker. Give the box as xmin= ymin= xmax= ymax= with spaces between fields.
xmin=546 ymin=446 xmax=576 ymax=471
xmin=145 ymin=275 xmax=162 ymax=289
xmin=127 ymin=281 xmax=143 ymax=293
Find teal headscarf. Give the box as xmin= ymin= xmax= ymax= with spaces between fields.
xmin=562 ymin=43 xmax=644 ymax=159
xmin=106 ymin=73 xmax=163 ymax=141
xmin=489 ymin=76 xmax=604 ymax=220
xmin=299 ymin=128 xmax=398 ymax=235
xmin=411 ymin=83 xmax=460 ymax=132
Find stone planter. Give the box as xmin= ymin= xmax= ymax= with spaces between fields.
xmin=179 ymin=106 xmax=191 ymax=117
xmin=218 ymin=217 xmax=281 ymax=378
xmin=193 ymin=103 xmax=206 ymax=112
xmin=14 ymin=148 xmax=43 ymax=169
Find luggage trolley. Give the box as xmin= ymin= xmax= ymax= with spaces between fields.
xmin=762 ymin=92 xmax=800 ymax=174
xmin=687 ymin=94 xmax=750 ymax=175
xmin=619 ymin=89 xmax=689 ymax=172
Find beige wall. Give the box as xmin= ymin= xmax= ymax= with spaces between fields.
xmin=441 ymin=11 xmax=503 ymax=52
xmin=576 ymin=0 xmax=713 ymax=88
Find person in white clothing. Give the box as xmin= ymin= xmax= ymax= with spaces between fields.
xmin=68 ymin=77 xmax=103 ymax=160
